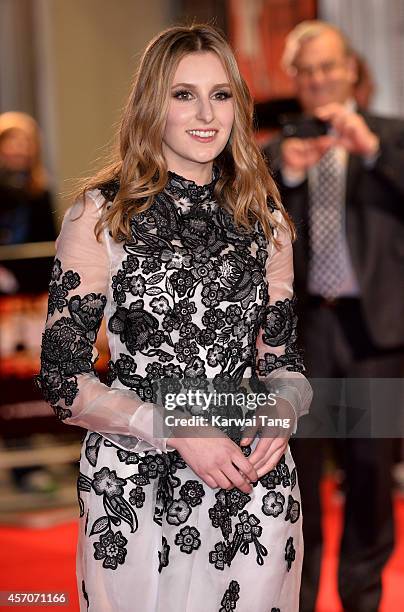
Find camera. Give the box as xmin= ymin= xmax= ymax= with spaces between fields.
xmin=280 ymin=115 xmax=330 ymax=139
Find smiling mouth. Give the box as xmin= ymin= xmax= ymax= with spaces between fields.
xmin=187 ymin=129 xmax=218 ymax=139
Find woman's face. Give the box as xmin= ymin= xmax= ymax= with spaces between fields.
xmin=0 ymin=128 xmax=35 ymax=172
xmin=162 ymin=51 xmax=234 ymax=182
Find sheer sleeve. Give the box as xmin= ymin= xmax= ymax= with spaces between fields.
xmin=255 ymin=213 xmax=312 ymax=432
xmin=37 ymin=192 xmax=172 ymax=454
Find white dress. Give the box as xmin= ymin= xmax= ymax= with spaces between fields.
xmin=38 ymin=171 xmax=312 ymax=612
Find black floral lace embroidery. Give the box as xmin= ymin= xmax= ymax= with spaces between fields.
xmin=42 ymin=172 xmax=305 ymax=582
xmin=257 ymin=296 xmax=304 ymax=375
xmin=37 ymin=259 xmax=106 ymax=421
xmin=219 ymin=580 xmax=240 ymax=612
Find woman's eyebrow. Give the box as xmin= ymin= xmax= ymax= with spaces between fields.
xmin=171 ymin=82 xmax=231 ymax=89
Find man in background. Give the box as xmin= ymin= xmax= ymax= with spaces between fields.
xmin=265 ymin=21 xmax=404 ymax=612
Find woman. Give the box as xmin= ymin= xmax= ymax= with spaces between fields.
xmin=38 ymin=24 xmax=311 ymax=612
xmin=0 ymin=111 xmax=55 ymax=245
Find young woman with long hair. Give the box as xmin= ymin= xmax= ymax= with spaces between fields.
xmin=38 ymin=24 xmax=311 ymax=612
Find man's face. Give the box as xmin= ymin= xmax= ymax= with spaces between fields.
xmin=292 ymin=30 xmax=357 ymax=113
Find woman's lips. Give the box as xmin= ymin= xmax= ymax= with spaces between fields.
xmin=187 ymin=129 xmax=218 ymax=143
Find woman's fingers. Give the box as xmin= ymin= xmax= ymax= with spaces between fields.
xmin=248 ymin=436 xmax=276 ymax=464
xmin=255 ymin=443 xmax=289 ymax=478
xmin=223 ymin=465 xmax=253 ymax=494
xmin=203 ymin=474 xmax=219 ymax=489
xmin=251 ymin=437 xmax=289 ymax=470
xmin=232 ymin=451 xmax=259 ymax=484
xmin=210 ymin=471 xmax=233 ymax=491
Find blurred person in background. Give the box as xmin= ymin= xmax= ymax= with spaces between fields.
xmin=353 ymin=52 xmax=375 ymax=111
xmin=0 ymin=112 xmax=56 ymax=492
xmin=0 ymin=111 xmax=55 ymax=247
xmin=265 ymin=20 xmax=404 ymax=612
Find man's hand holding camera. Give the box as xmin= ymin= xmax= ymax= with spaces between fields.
xmin=315 ymin=103 xmax=380 ymax=157
xmin=281 ymin=103 xmax=380 ymax=176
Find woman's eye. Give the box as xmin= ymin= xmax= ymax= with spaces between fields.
xmin=213 ymin=91 xmax=232 ymax=101
xmin=173 ymin=90 xmax=193 ymax=101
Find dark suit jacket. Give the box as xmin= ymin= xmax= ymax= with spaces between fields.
xmin=265 ymin=112 xmax=404 ymax=349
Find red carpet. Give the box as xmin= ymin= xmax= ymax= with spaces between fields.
xmin=0 ymin=479 xmax=403 ymax=611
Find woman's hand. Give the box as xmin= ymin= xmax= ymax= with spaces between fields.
xmin=167 ymin=425 xmax=258 ymax=493
xmin=240 ymin=398 xmax=296 ymax=478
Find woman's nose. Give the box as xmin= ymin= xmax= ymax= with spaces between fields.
xmin=196 ymin=97 xmax=214 ymax=123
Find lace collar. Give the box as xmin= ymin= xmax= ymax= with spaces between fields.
xmin=165 ymin=166 xmax=220 ymax=205
xmin=98 ymin=167 xmax=220 ymax=207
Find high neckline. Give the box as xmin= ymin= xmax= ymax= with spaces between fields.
xmin=165 ymin=166 xmax=220 ymax=205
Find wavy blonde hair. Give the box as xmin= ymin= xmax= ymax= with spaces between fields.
xmin=79 ymin=24 xmax=294 ymax=244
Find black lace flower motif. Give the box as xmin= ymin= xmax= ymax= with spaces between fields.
xmin=166 ymin=499 xmax=191 ymax=525
xmin=201 ymin=282 xmax=225 ymax=308
xmin=39 ymin=317 xmax=94 ymax=405
xmin=193 ymin=260 xmax=218 ymax=285
xmin=145 ymin=362 xmax=164 ymax=379
xmin=221 ymin=251 xmax=262 ymax=309
xmin=235 ymin=511 xmax=262 ymax=544
xmin=158 ymin=536 xmax=170 ymax=573
xmin=225 ymin=304 xmax=242 ymax=325
xmin=209 ymin=541 xmax=229 ymax=571
xmin=259 ymin=468 xmax=281 ymax=490
xmin=51 ymin=258 xmax=62 ymax=281
xmin=277 ymin=456 xmax=291 ymax=487
xmin=52 ymin=405 xmax=72 ymax=420
xmin=92 ymin=467 xmax=126 ymax=498
xmin=256 ymin=352 xmax=282 ymax=377
xmin=209 ymin=502 xmax=232 ymax=540
xmin=111 ymin=269 xmax=130 ymax=305
xmin=175 ymin=526 xmax=201 ymax=554
xmin=165 ymin=167 xmax=219 ymax=204
xmin=207 ymin=344 xmax=226 ymax=367
xmin=129 ymin=274 xmax=146 ymax=297
xmin=263 ymin=298 xmax=296 ymax=347
xmin=285 ymin=495 xmax=301 ymax=524
xmin=173 ymin=297 xmax=197 ymax=322
xmin=117 ymin=449 xmax=139 ymax=465
xmin=161 ymin=246 xmax=192 ymax=269
xmin=179 ymin=480 xmax=205 ymax=507
xmin=48 ymin=282 xmax=68 ymax=316
xmin=197 ymin=328 xmax=216 ymax=347
xmin=169 ymin=269 xmax=194 ymax=297
xmin=93 ymin=530 xmax=127 ymax=570
xmin=129 ymin=486 xmax=145 ymax=508
xmin=285 ymin=536 xmax=296 ymax=571
xmin=219 ymin=580 xmax=240 ymax=612
xmin=262 ymin=491 xmax=285 ymax=517
xmin=68 ymin=293 xmax=107 ymax=342
xmin=141 ymin=256 xmax=161 ymax=275
xmin=217 ymin=489 xmax=250 ymax=517
xmin=138 ymin=455 xmax=167 ymax=480
xmin=108 ymin=300 xmax=159 ymax=354
xmin=150 ymin=296 xmax=170 ymax=315
xmin=183 ymin=356 xmax=206 ymax=380
xmin=233 ymin=511 xmax=268 ymax=566
xmin=174 ymin=338 xmax=199 ymax=364
xmin=62 ymin=270 xmax=81 ymax=291
xmin=180 ymin=322 xmax=199 ymax=340
xmin=122 ymin=254 xmax=139 ymax=274
xmin=202 ymin=308 xmax=225 ymax=329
